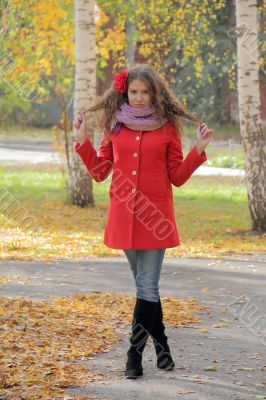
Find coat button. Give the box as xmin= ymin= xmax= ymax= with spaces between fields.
xmin=135 ymin=136 xmax=140 ymax=140
xmin=132 ymin=170 xmax=137 ymax=175
xmin=132 ymin=188 xmax=136 ymax=193
xmin=133 ymin=152 xmax=138 ymax=157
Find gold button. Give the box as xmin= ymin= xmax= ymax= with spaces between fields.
xmin=135 ymin=136 xmax=140 ymax=141
xmin=132 ymin=170 xmax=137 ymax=175
xmin=133 ymin=152 xmax=138 ymax=157
xmin=132 ymin=188 xmax=136 ymax=193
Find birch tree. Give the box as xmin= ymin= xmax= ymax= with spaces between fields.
xmin=68 ymin=0 xmax=96 ymax=206
xmin=236 ymin=0 xmax=266 ymax=232
xmin=125 ymin=0 xmax=137 ymax=67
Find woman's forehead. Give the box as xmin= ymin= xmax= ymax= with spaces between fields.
xmin=128 ymin=79 xmax=149 ymax=90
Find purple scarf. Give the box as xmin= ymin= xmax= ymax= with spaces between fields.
xmin=112 ymin=103 xmax=167 ymax=134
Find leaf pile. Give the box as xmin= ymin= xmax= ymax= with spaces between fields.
xmin=0 ymin=293 xmax=206 ymax=399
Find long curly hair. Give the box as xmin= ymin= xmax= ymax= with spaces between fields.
xmin=84 ymin=64 xmax=202 ymax=142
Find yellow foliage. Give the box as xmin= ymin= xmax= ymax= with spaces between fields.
xmin=0 ymin=293 xmax=206 ymax=399
xmin=2 ymin=0 xmax=74 ymax=97
xmin=194 ymin=57 xmax=203 ymax=78
xmin=2 ymin=0 xmax=230 ymax=92
xmin=97 ymin=0 xmax=225 ymax=79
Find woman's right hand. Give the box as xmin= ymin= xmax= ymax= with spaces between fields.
xmin=73 ymin=112 xmax=88 ymax=145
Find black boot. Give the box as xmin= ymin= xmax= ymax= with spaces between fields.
xmin=125 ymin=297 xmax=159 ymax=379
xmin=150 ymin=297 xmax=175 ymax=371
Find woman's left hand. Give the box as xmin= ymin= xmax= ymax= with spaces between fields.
xmin=195 ymin=123 xmax=214 ymax=154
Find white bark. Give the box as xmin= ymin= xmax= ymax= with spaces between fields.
xmin=69 ymin=0 xmax=96 ymax=206
xmin=125 ymin=0 xmax=136 ymax=67
xmin=236 ymin=0 xmax=266 ymax=232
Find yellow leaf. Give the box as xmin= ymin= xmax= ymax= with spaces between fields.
xmin=0 ymin=372 xmax=7 ymax=388
xmin=204 ymin=366 xmax=218 ymax=371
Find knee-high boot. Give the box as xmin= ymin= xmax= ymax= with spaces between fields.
xmin=125 ymin=297 xmax=159 ymax=379
xmin=150 ymin=297 xmax=175 ymax=370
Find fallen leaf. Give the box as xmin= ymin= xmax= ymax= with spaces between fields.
xmin=0 ymin=372 xmax=7 ymax=389
xmin=204 ymin=366 xmax=218 ymax=371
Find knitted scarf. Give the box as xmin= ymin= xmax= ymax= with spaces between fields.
xmin=112 ymin=102 xmax=167 ymax=134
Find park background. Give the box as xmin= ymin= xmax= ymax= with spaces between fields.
xmin=0 ymin=0 xmax=266 ymax=260
xmin=0 ymin=1 xmax=266 ymax=399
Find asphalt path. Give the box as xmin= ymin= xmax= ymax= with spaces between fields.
xmin=0 ymin=140 xmax=244 ymax=176
xmin=0 ymin=254 xmax=265 ymax=399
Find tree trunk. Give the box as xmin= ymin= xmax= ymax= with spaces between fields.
xmin=68 ymin=0 xmax=96 ymax=206
xmin=236 ymin=0 xmax=266 ymax=232
xmin=125 ymin=0 xmax=136 ymax=67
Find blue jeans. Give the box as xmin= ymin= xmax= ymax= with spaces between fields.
xmin=123 ymin=249 xmax=166 ymax=303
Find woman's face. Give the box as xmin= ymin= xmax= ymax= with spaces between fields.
xmin=127 ymin=79 xmax=151 ymax=108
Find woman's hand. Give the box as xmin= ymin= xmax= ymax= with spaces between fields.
xmin=73 ymin=112 xmax=88 ymax=145
xmin=195 ymin=123 xmax=214 ymax=155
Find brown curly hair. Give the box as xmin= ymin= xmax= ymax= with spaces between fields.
xmin=83 ymin=64 xmax=202 ymax=142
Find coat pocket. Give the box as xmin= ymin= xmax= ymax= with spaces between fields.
xmin=141 ymin=173 xmax=171 ymax=200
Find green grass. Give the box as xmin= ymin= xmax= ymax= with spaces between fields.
xmin=0 ymin=164 xmax=248 ymax=217
xmin=182 ymin=143 xmax=244 ymax=169
xmin=0 ymin=163 xmax=248 ymax=206
xmin=0 ymin=125 xmax=53 ymax=141
xmin=183 ymin=122 xmax=241 ymax=140
xmin=0 ymin=164 xmax=265 ymax=260
xmin=0 ymin=167 xmax=67 ymax=205
xmin=174 ymin=175 xmax=247 ymax=203
xmin=0 ymin=124 xmax=246 ymax=169
xmin=207 ymin=155 xmax=244 ymax=169
xmin=0 ymin=122 xmax=242 ymax=142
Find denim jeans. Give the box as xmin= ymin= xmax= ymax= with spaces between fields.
xmin=123 ymin=249 xmax=166 ymax=303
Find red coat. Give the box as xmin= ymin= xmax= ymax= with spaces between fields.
xmin=75 ymin=122 xmax=207 ymax=250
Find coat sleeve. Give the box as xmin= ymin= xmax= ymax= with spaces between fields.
xmin=167 ymin=127 xmax=207 ymax=187
xmin=75 ymin=136 xmax=113 ymax=182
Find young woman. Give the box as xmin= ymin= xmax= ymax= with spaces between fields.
xmin=73 ymin=64 xmax=213 ymax=379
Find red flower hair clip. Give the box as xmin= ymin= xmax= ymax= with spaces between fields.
xmin=113 ymin=69 xmax=128 ymax=94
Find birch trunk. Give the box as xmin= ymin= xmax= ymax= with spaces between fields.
xmin=236 ymin=0 xmax=266 ymax=232
xmin=125 ymin=0 xmax=136 ymax=67
xmin=68 ymin=0 xmax=96 ymax=206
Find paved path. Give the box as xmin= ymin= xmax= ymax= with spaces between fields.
xmin=0 ymin=254 xmax=265 ymax=399
xmin=0 ymin=140 xmax=62 ymax=164
xmin=0 ymin=142 xmax=244 ymax=176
